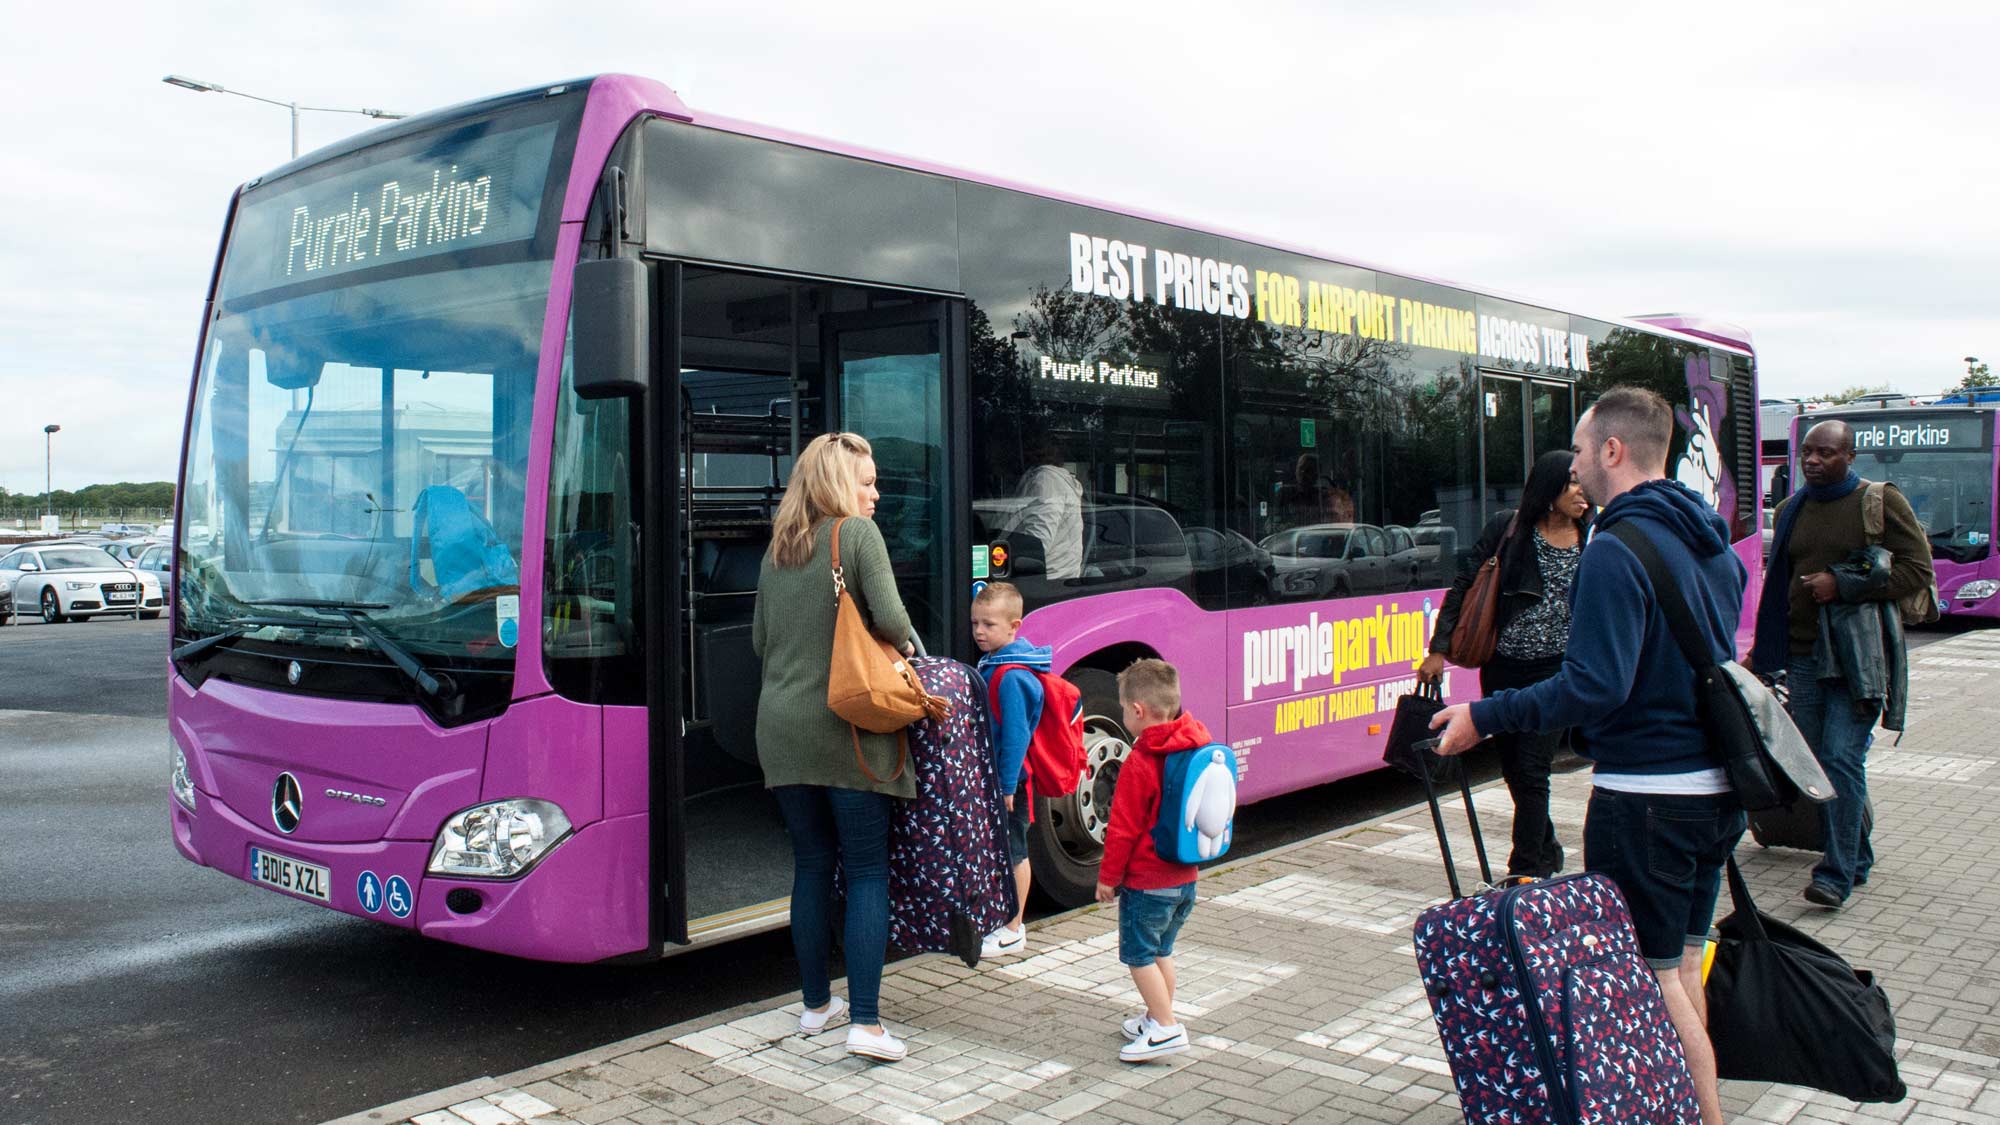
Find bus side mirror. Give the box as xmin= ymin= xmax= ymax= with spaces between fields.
xmin=572 ymin=258 xmax=650 ymax=400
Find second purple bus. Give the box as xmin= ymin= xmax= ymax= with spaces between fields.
xmin=168 ymin=74 xmax=1764 ymax=961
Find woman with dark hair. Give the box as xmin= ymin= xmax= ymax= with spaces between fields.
xmin=1420 ymin=449 xmax=1590 ymax=883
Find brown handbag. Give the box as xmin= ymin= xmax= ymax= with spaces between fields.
xmin=1446 ymin=516 xmax=1517 ymax=668
xmin=824 ymin=517 xmax=948 ymax=782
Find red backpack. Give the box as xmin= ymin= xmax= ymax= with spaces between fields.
xmin=986 ymin=666 xmax=1086 ymax=812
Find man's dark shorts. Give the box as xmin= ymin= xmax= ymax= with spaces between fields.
xmin=1584 ymin=787 xmax=1746 ymax=969
xmin=1005 ymin=783 xmax=1030 ymax=867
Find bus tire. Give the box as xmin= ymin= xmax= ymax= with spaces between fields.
xmin=1026 ymin=667 xmax=1132 ymax=908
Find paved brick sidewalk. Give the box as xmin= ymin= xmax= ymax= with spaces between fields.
xmin=332 ymin=629 xmax=2000 ymax=1125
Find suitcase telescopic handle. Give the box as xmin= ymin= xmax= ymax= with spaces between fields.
xmin=1411 ymin=739 xmax=1494 ymax=897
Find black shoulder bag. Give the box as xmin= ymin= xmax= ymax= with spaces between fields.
xmin=1603 ymin=523 xmax=1833 ymax=812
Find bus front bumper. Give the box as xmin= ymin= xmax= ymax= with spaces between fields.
xmin=172 ymin=793 xmax=651 ymax=962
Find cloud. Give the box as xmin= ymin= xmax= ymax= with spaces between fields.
xmin=1 ymin=0 xmax=1996 ymax=491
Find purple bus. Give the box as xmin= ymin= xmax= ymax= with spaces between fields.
xmin=169 ymin=75 xmax=1764 ymax=961
xmin=1791 ymin=405 xmax=2000 ymax=617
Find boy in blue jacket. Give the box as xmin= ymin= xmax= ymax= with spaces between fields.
xmin=972 ymin=581 xmax=1045 ymax=959
xmin=1431 ymin=387 xmax=1747 ymax=1125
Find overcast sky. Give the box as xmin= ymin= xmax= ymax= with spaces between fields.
xmin=3 ymin=1 xmax=1995 ymax=493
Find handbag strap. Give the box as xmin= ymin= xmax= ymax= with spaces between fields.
xmin=852 ymin=726 xmax=909 ymax=784
xmin=1723 ymin=855 xmax=1769 ymax=942
xmin=1416 ymin=678 xmax=1443 ymax=704
xmin=1603 ymin=523 xmax=1716 ymax=671
xmin=830 ymin=516 xmax=848 ymax=598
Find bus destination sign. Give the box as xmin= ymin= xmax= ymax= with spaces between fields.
xmin=1847 ymin=415 xmax=1986 ymax=452
xmin=222 ymin=121 xmax=559 ymax=301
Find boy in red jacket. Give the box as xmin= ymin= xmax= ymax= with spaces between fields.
xmin=1095 ymin=658 xmax=1203 ymax=1062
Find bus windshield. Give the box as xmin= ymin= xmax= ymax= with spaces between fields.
xmin=178 ymin=104 xmax=575 ymax=678
xmin=1860 ymin=448 xmax=1994 ymax=558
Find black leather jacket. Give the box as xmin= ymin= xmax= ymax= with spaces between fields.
xmin=1430 ymin=511 xmax=1584 ymax=657
xmin=1815 ymin=546 xmax=1908 ymax=730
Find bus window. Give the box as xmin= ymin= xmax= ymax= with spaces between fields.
xmin=969 ymin=291 xmax=1221 ymax=612
xmin=544 ymin=321 xmax=638 ymax=704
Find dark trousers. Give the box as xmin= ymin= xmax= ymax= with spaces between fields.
xmin=1480 ymin=654 xmax=1567 ymax=878
xmin=770 ymin=784 xmax=893 ymax=1026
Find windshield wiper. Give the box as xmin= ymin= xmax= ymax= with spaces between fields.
xmin=248 ymin=599 xmax=457 ymax=700
xmin=171 ymin=614 xmax=348 ymax=662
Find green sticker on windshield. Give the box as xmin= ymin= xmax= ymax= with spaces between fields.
xmin=1300 ymin=418 xmax=1316 ymax=448
xmin=972 ymin=547 xmax=990 ymax=580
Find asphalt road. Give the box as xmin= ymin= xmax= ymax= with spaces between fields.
xmin=0 ymin=613 xmax=1554 ymax=1125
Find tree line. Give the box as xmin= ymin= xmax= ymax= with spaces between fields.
xmin=0 ymin=481 xmax=176 ymax=515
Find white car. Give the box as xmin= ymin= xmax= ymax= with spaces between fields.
xmin=0 ymin=544 xmax=165 ymax=624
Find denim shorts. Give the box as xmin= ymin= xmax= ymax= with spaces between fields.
xmin=1117 ymin=883 xmax=1197 ymax=967
xmin=1583 ymin=787 xmax=1746 ymax=969
xmin=1005 ymin=785 xmax=1030 ymax=867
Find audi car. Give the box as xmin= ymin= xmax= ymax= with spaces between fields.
xmin=0 ymin=544 xmax=165 ymax=624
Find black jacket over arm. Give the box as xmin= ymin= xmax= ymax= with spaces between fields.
xmin=1428 ymin=510 xmax=1564 ymax=657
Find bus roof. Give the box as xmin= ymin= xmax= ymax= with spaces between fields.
xmin=255 ymin=73 xmax=1755 ymax=361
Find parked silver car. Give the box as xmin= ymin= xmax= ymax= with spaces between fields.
xmin=0 ymin=545 xmax=165 ymax=624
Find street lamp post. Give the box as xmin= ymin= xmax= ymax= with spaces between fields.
xmin=43 ymin=424 xmax=59 ymax=530
xmin=161 ymin=75 xmax=405 ymax=159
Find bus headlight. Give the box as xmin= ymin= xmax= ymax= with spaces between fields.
xmin=1959 ymin=580 xmax=1999 ymax=601
xmin=170 ymin=740 xmax=197 ymax=811
xmin=428 ymin=799 xmax=572 ymax=878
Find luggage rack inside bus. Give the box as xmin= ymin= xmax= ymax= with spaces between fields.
xmin=681 ymin=385 xmax=815 ymax=740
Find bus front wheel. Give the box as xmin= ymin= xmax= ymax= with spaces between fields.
xmin=1026 ymin=667 xmax=1132 ymax=908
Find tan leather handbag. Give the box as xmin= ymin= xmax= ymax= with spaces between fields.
xmin=1446 ymin=516 xmax=1517 ymax=668
xmin=825 ymin=517 xmax=947 ymax=781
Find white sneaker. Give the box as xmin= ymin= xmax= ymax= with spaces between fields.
xmin=1119 ymin=1014 xmax=1146 ymax=1039
xmin=798 ymin=996 xmax=848 ymax=1034
xmin=980 ymin=924 xmax=1026 ymax=959
xmin=1119 ymin=1019 xmax=1189 ymax=1063
xmin=847 ymin=1023 xmax=908 ymax=1062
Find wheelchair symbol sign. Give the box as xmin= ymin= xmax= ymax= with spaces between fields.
xmin=384 ymin=875 xmax=413 ymax=919
xmin=356 ymin=870 xmax=383 ymax=914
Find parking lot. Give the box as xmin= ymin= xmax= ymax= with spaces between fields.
xmin=1 ymin=602 xmax=1513 ymax=1123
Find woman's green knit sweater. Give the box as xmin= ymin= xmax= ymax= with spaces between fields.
xmin=752 ymin=516 xmax=917 ymax=798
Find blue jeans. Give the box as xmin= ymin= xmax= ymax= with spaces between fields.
xmin=1117 ymin=883 xmax=1197 ymax=967
xmin=1785 ymin=658 xmax=1879 ymax=897
xmin=771 ymin=785 xmax=892 ymax=1025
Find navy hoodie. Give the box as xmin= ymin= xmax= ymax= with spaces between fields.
xmin=1469 ymin=480 xmax=1746 ymax=778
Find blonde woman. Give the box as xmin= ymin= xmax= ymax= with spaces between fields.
xmin=753 ymin=432 xmax=916 ymax=1062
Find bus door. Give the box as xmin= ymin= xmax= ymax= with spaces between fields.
xmin=664 ymin=270 xmax=963 ymax=945
xmin=1478 ymin=374 xmax=1574 ymax=520
xmin=822 ymin=301 xmax=964 ymax=657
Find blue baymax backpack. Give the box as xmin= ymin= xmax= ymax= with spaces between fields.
xmin=1152 ymin=742 xmax=1239 ymax=864
xmin=409 ymin=485 xmax=520 ymax=602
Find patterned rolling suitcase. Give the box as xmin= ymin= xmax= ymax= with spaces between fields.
xmin=1406 ymin=742 xmax=1700 ymax=1123
xmin=884 ymin=657 xmax=1018 ymax=966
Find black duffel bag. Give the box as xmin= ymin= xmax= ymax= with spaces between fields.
xmin=1706 ymin=857 xmax=1907 ymax=1104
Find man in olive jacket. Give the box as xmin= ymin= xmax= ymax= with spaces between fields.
xmin=1751 ymin=418 xmax=1934 ymax=910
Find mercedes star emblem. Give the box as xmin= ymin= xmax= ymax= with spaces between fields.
xmin=287 ymin=661 xmax=303 ymax=685
xmin=273 ymin=772 xmax=303 ymax=834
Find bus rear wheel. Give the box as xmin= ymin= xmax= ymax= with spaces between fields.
xmin=1027 ymin=667 xmax=1132 ymax=908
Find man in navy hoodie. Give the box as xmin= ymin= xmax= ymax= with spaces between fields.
xmin=1431 ymin=386 xmax=1747 ymax=1125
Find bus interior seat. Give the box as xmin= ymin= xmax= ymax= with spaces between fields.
xmin=691 ymin=537 xmax=764 ymax=765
